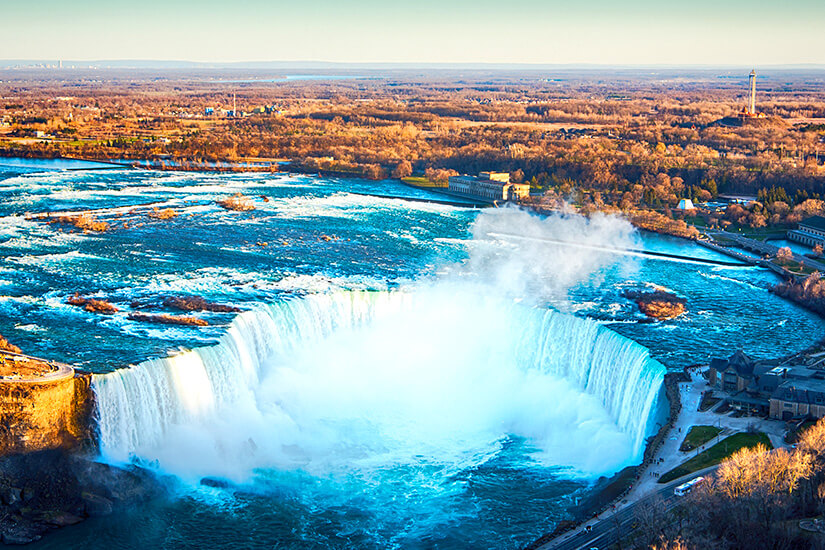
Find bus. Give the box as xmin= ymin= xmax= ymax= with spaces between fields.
xmin=674 ymin=476 xmax=705 ymax=496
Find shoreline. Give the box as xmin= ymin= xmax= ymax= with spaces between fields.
xmin=527 ymin=368 xmax=684 ymax=547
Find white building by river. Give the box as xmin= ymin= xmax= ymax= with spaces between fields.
xmin=788 ymin=215 xmax=825 ymax=247
xmin=447 ymin=172 xmax=530 ymax=202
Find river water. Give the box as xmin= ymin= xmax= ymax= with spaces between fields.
xmin=0 ymin=160 xmax=822 ymax=549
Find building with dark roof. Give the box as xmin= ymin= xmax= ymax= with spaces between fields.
xmin=788 ymin=215 xmax=825 ymax=247
xmin=709 ymin=350 xmax=757 ymax=393
xmin=709 ymin=350 xmax=825 ymax=418
xmin=769 ymin=376 xmax=825 ymax=421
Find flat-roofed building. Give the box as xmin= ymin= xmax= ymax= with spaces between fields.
xmin=788 ymin=215 xmax=825 ymax=247
xmin=447 ymin=172 xmax=530 ymax=202
xmin=479 ymin=171 xmax=511 ymax=183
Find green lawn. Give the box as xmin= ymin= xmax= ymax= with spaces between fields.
xmin=711 ymin=235 xmax=737 ymax=245
xmin=401 ymin=176 xmax=447 ymax=188
xmin=779 ymin=260 xmax=819 ymax=276
xmin=739 ymin=229 xmax=786 ymax=240
xmin=683 ymin=216 xmax=708 ymax=227
xmin=660 ymin=432 xmax=773 ymax=483
xmin=721 ymin=226 xmax=786 ymax=239
xmin=679 ymin=425 xmax=723 ymax=452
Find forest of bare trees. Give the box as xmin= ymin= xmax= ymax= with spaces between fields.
xmin=633 ymin=419 xmax=825 ymax=549
xmin=1 ymin=69 xmax=824 ymax=227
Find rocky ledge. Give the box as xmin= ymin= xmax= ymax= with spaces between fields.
xmin=623 ymin=289 xmax=687 ymax=320
xmin=0 ymin=450 xmax=162 ymax=545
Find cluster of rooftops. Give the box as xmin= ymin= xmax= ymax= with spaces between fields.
xmin=709 ymin=350 xmax=825 ymax=420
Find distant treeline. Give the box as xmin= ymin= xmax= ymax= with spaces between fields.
xmin=2 ymin=73 xmax=824 ymax=214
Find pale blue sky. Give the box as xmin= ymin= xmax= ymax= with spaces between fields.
xmin=1 ymin=0 xmax=823 ymax=64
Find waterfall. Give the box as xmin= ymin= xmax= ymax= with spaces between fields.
xmin=92 ymin=289 xmax=665 ymax=480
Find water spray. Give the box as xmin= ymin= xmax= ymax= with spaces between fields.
xmin=485 ymin=232 xmax=752 ymax=268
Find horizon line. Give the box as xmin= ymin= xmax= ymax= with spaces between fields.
xmin=3 ymin=59 xmax=825 ymax=71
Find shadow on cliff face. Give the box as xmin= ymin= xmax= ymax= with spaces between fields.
xmin=0 ymin=450 xmax=165 ymax=545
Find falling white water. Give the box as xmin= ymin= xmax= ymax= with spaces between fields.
xmin=92 ymin=289 xmax=664 ymax=482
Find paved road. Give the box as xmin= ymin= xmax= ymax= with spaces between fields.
xmin=534 ymin=466 xmax=719 ymax=550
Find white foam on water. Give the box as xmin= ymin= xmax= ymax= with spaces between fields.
xmin=267 ymin=191 xmax=462 ymax=220
xmin=700 ymin=271 xmax=764 ymax=291
xmin=93 ymin=289 xmax=664 ymax=483
xmin=6 ymin=250 xmax=105 ymax=266
xmin=91 ymin=208 xmax=665 ymax=486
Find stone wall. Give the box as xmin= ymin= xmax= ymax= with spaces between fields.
xmin=0 ymin=355 xmax=93 ymax=456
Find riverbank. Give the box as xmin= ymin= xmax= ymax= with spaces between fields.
xmin=531 ymin=363 xmax=801 ymax=550
xmin=529 ymin=368 xmax=683 ymax=546
xmin=0 ymin=449 xmax=163 ymax=544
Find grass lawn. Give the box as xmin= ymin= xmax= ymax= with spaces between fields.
xmin=723 ymin=226 xmax=786 ymax=240
xmin=679 ymin=425 xmax=723 ymax=452
xmin=740 ymin=230 xmax=786 ymax=241
xmin=401 ymin=176 xmax=447 ymax=188
xmin=660 ymin=432 xmax=773 ymax=483
xmin=779 ymin=260 xmax=819 ymax=276
xmin=684 ymin=216 xmax=707 ymax=227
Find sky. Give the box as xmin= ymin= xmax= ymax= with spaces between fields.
xmin=1 ymin=0 xmax=824 ymax=65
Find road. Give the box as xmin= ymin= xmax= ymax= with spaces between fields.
xmin=535 ymin=466 xmax=719 ymax=550
xmin=529 ymin=367 xmax=792 ymax=550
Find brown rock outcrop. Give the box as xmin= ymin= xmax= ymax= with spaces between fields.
xmin=0 ymin=450 xmax=163 ymax=544
xmin=66 ymin=294 xmax=119 ymax=314
xmin=131 ymin=295 xmax=241 ymax=313
xmin=623 ymin=289 xmax=687 ymax=320
xmin=217 ymin=193 xmax=255 ymax=211
xmin=127 ymin=312 xmax=208 ymax=326
xmin=0 ymin=336 xmax=21 ymax=354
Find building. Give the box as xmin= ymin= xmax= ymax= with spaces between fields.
xmin=718 ymin=194 xmax=756 ymax=205
xmin=769 ymin=376 xmax=825 ymax=421
xmin=677 ymin=198 xmax=695 ymax=210
xmin=788 ymin=215 xmax=825 ymax=248
xmin=710 ymin=350 xmax=760 ymax=393
xmin=447 ymin=172 xmax=530 ymax=202
xmin=709 ymin=350 xmax=825 ymax=419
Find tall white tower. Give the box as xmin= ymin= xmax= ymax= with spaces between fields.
xmin=748 ymin=70 xmax=756 ymax=115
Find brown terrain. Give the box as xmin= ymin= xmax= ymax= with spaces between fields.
xmin=623 ymin=289 xmax=688 ymax=320
xmin=0 ymin=68 xmax=823 ymax=233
